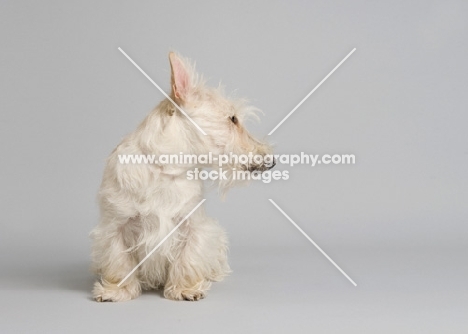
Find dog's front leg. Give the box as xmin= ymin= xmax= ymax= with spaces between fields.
xmin=91 ymin=217 xmax=142 ymax=302
xmin=163 ymin=220 xmax=211 ymax=301
xmin=163 ymin=208 xmax=229 ymax=301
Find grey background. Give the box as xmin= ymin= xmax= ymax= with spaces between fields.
xmin=1 ymin=0 xmax=467 ymax=333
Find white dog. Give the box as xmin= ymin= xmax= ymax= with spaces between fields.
xmin=91 ymin=52 xmax=273 ymax=302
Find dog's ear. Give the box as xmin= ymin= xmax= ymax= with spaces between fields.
xmin=169 ymin=52 xmax=191 ymax=102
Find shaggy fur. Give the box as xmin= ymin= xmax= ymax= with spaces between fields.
xmin=90 ymin=52 xmax=273 ymax=302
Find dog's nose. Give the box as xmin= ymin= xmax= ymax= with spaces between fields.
xmin=267 ymin=159 xmax=276 ymax=170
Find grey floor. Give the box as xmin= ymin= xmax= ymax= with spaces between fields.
xmin=2 ymin=240 xmax=467 ymax=333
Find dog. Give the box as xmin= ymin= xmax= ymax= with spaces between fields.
xmin=91 ymin=52 xmax=273 ymax=302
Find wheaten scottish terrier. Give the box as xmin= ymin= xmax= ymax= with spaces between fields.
xmin=90 ymin=52 xmax=273 ymax=302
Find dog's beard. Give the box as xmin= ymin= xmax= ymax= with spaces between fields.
xmin=214 ymin=162 xmax=273 ymax=197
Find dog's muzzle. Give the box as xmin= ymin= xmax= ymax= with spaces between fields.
xmin=247 ymin=158 xmax=276 ymax=172
xmin=265 ymin=158 xmax=276 ymax=170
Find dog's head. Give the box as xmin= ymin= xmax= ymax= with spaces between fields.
xmin=167 ymin=52 xmax=274 ymax=183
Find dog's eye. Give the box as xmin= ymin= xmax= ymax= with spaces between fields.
xmin=230 ymin=116 xmax=238 ymax=125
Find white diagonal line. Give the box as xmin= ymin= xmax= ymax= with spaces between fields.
xmin=117 ymin=199 xmax=206 ymax=287
xmin=117 ymin=47 xmax=207 ymax=136
xmin=269 ymin=199 xmax=357 ymax=286
xmin=268 ymin=48 xmax=356 ymax=135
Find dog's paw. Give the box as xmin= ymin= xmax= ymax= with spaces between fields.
xmin=93 ymin=281 xmax=141 ymax=303
xmin=182 ymin=289 xmax=206 ymax=301
xmin=164 ymin=287 xmax=206 ymax=301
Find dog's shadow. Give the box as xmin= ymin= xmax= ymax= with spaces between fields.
xmin=2 ymin=262 xmax=165 ymax=301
